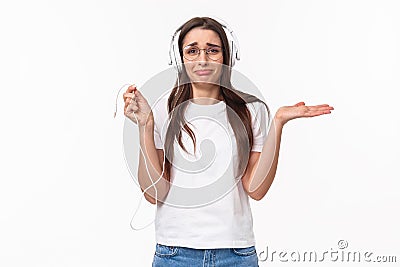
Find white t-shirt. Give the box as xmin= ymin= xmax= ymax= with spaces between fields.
xmin=152 ymin=92 xmax=268 ymax=249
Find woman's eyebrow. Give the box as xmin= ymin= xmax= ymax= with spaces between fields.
xmin=185 ymin=42 xmax=221 ymax=47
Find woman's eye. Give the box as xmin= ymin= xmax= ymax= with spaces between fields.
xmin=188 ymin=49 xmax=198 ymax=54
xmin=208 ymin=48 xmax=220 ymax=54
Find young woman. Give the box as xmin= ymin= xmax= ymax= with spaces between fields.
xmin=123 ymin=17 xmax=333 ymax=267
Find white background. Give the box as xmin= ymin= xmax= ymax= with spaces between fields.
xmin=0 ymin=0 xmax=399 ymax=266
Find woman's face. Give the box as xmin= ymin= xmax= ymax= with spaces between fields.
xmin=181 ymin=27 xmax=224 ymax=85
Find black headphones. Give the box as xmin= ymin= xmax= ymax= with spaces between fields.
xmin=168 ymin=17 xmax=241 ymax=73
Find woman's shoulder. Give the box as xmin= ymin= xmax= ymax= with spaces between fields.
xmin=245 ymin=100 xmax=268 ymax=113
xmin=152 ymin=91 xmax=171 ymax=128
xmin=245 ymin=100 xmax=270 ymax=128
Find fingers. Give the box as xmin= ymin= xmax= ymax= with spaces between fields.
xmin=296 ymin=102 xmax=334 ymax=116
xmin=304 ymin=106 xmax=334 ymax=117
xmin=309 ymin=106 xmax=334 ymax=115
xmin=127 ymin=84 xmax=137 ymax=93
xmin=127 ymin=101 xmax=139 ymax=112
xmin=124 ymin=96 xmax=138 ymax=113
xmin=308 ymin=105 xmax=334 ymax=111
xmin=133 ymin=88 xmax=145 ymax=103
xmin=294 ymin=102 xmax=305 ymax=107
xmin=312 ymin=104 xmax=333 ymax=109
xmin=123 ymin=84 xmax=137 ymax=102
xmin=124 ymin=98 xmax=139 ymax=124
xmin=124 ymin=96 xmax=134 ymax=111
xmin=294 ymin=102 xmax=334 ymax=110
xmin=124 ymin=92 xmax=135 ymax=102
xmin=123 ymin=84 xmax=139 ymax=112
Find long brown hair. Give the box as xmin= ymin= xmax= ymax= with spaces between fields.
xmin=163 ymin=17 xmax=270 ymax=182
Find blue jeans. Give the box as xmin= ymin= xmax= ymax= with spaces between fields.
xmin=152 ymin=243 xmax=259 ymax=267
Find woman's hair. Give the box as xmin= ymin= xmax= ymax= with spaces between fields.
xmin=163 ymin=17 xmax=270 ymax=182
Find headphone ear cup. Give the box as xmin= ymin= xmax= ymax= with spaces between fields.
xmin=169 ymin=30 xmax=182 ymax=73
xmin=222 ymin=26 xmax=237 ymax=68
xmin=173 ymin=40 xmax=182 ymax=73
xmin=230 ymin=40 xmax=236 ymax=67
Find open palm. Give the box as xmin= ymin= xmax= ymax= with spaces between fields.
xmin=275 ymin=102 xmax=334 ymax=126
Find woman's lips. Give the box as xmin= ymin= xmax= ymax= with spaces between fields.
xmin=195 ymin=70 xmax=213 ymax=76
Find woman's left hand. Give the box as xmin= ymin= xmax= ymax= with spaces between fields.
xmin=275 ymin=102 xmax=334 ymax=126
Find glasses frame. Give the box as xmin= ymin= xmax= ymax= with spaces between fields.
xmin=182 ymin=46 xmax=223 ymax=61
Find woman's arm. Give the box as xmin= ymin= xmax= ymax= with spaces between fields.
xmin=137 ymin=123 xmax=170 ymax=205
xmin=241 ymin=117 xmax=283 ymax=201
xmin=123 ymin=85 xmax=170 ymax=205
xmin=241 ymin=102 xmax=334 ymax=201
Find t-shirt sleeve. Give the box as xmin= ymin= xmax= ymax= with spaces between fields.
xmin=248 ymin=101 xmax=269 ymax=152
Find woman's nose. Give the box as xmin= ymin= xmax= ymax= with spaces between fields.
xmin=197 ymin=49 xmax=208 ymax=62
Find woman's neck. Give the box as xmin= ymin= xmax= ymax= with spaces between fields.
xmin=191 ymin=83 xmax=223 ymax=105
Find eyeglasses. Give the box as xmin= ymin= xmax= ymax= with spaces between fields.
xmin=182 ymin=46 xmax=223 ymax=61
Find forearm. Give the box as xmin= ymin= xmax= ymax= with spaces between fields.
xmin=137 ymin=123 xmax=170 ymax=204
xmin=248 ymin=117 xmax=284 ymax=200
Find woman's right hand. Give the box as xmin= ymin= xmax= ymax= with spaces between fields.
xmin=123 ymin=84 xmax=154 ymax=127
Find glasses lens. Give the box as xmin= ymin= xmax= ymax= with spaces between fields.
xmin=183 ymin=47 xmax=199 ymax=60
xmin=206 ymin=47 xmax=222 ymax=61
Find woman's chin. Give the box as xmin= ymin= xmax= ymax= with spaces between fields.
xmin=192 ymin=80 xmax=219 ymax=87
xmin=191 ymin=75 xmax=219 ymax=84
